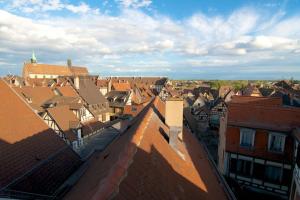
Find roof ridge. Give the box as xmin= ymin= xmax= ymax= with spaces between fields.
xmin=90 ymin=105 xmax=155 ymax=200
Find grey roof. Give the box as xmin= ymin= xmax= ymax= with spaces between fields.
xmin=76 ymin=77 xmax=108 ymax=105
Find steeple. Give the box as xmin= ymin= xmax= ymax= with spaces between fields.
xmin=31 ymin=51 xmax=37 ymax=63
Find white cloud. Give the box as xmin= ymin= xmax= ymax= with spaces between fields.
xmin=6 ymin=0 xmax=98 ymax=14
xmin=0 ymin=3 xmax=300 ymax=76
xmin=116 ymin=0 xmax=152 ymax=9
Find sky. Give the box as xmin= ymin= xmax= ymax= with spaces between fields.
xmin=0 ymin=0 xmax=300 ymax=79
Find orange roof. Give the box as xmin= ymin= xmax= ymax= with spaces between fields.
xmin=153 ymin=96 xmax=165 ymax=118
xmin=23 ymin=63 xmax=88 ymax=77
xmin=96 ymin=79 xmax=108 ymax=87
xmin=228 ymin=102 xmax=300 ymax=131
xmin=0 ymin=80 xmax=56 ymax=144
xmin=0 ymin=79 xmax=81 ymax=191
xmin=112 ymin=82 xmax=131 ymax=91
xmin=64 ymin=96 xmax=228 ymax=200
xmin=13 ymin=86 xmax=55 ymax=110
xmin=230 ymin=95 xmax=282 ymax=106
xmin=57 ymin=85 xmax=79 ymax=97
xmin=47 ymin=105 xmax=80 ymax=131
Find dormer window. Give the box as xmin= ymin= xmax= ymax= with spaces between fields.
xmin=268 ymin=132 xmax=286 ymax=153
xmin=240 ymin=128 xmax=255 ymax=148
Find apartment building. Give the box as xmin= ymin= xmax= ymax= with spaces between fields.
xmin=218 ymin=96 xmax=300 ymax=198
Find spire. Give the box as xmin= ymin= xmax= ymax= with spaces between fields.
xmin=31 ymin=51 xmax=37 ymax=63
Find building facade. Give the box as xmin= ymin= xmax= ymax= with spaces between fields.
xmin=218 ymin=96 xmax=300 ymax=199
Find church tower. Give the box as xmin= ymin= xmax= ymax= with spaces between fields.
xmin=31 ymin=51 xmax=37 ymax=63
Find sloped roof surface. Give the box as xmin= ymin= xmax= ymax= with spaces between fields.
xmin=64 ymin=97 xmax=228 ymax=200
xmin=0 ymin=79 xmax=81 ymax=195
xmin=47 ymin=105 xmax=80 ymax=131
xmin=23 ymin=63 xmax=88 ymax=76
xmin=77 ymin=77 xmax=107 ymax=105
xmin=112 ymin=82 xmax=131 ymax=91
xmin=228 ymin=97 xmax=300 ymax=131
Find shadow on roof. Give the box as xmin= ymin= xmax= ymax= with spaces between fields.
xmin=0 ymin=129 xmax=82 ymax=199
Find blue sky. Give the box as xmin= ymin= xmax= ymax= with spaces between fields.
xmin=0 ymin=0 xmax=300 ymax=79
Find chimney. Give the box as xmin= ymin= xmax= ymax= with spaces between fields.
xmin=74 ymin=76 xmax=80 ymax=89
xmin=165 ymin=97 xmax=183 ymax=154
xmin=67 ymin=59 xmax=72 ymax=67
xmin=108 ymin=79 xmax=112 ymax=92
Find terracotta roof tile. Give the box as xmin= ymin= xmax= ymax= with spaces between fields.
xmin=0 ymin=79 xmax=81 ymax=194
xmin=57 ymin=85 xmax=79 ymax=97
xmin=64 ymin=96 xmax=228 ymax=200
xmin=23 ymin=63 xmax=88 ymax=77
xmin=230 ymin=95 xmax=282 ymax=106
xmin=228 ymin=98 xmax=300 ymax=131
xmin=112 ymin=82 xmax=131 ymax=91
xmin=47 ymin=105 xmax=80 ymax=131
xmin=13 ymin=86 xmax=55 ymax=111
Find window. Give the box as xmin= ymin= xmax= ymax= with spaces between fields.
xmin=282 ymin=168 xmax=292 ymax=186
xmin=131 ymin=106 xmax=137 ymax=112
xmin=229 ymin=158 xmax=252 ymax=177
xmin=265 ymin=165 xmax=282 ymax=184
xmin=230 ymin=158 xmax=237 ymax=173
xmin=253 ymin=163 xmax=265 ymax=180
xmin=240 ymin=128 xmax=255 ymax=148
xmin=268 ymin=132 xmax=285 ymax=152
xmin=236 ymin=159 xmax=252 ymax=177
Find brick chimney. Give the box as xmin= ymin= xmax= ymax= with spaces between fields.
xmin=165 ymin=98 xmax=183 ymax=154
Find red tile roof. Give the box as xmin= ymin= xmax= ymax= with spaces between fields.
xmin=47 ymin=105 xmax=80 ymax=131
xmin=57 ymin=85 xmax=79 ymax=97
xmin=0 ymin=79 xmax=81 ymax=195
xmin=228 ymin=100 xmax=300 ymax=131
xmin=64 ymin=96 xmax=228 ymax=200
xmin=112 ymin=82 xmax=131 ymax=91
xmin=230 ymin=95 xmax=282 ymax=106
xmin=23 ymin=63 xmax=88 ymax=78
xmin=13 ymin=86 xmax=55 ymax=111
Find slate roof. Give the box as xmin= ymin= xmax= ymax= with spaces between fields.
xmin=106 ymin=90 xmax=130 ymax=108
xmin=0 ymin=79 xmax=81 ymax=196
xmin=76 ymin=77 xmax=108 ymax=105
xmin=64 ymin=96 xmax=228 ymax=200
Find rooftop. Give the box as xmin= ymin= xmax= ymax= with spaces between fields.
xmin=0 ymin=79 xmax=81 ymax=196
xmin=228 ymin=96 xmax=300 ymax=132
xmin=64 ymin=97 xmax=228 ymax=200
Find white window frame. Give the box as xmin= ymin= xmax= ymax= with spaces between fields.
xmin=268 ymin=132 xmax=286 ymax=153
xmin=240 ymin=128 xmax=255 ymax=148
